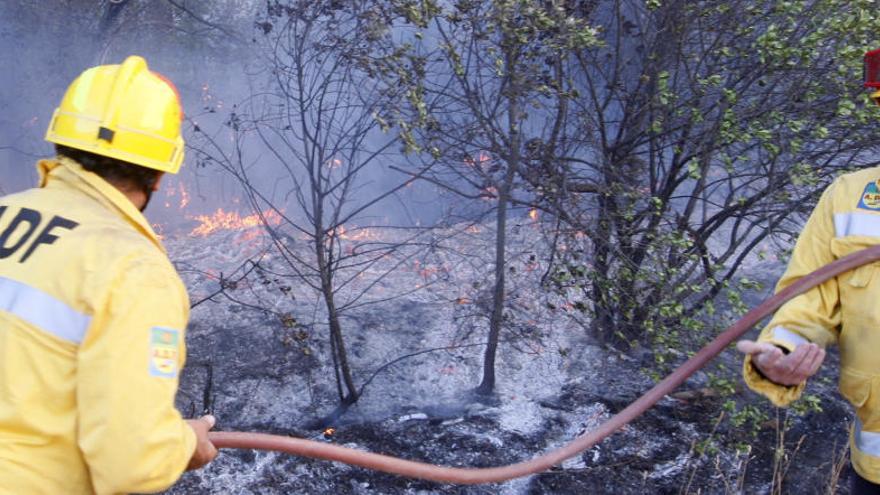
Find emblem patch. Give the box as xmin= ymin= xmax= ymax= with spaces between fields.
xmin=149 ymin=327 xmax=180 ymax=378
xmin=858 ymin=181 xmax=880 ymax=211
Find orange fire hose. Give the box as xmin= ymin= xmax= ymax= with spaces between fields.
xmin=208 ymin=245 xmax=880 ymax=484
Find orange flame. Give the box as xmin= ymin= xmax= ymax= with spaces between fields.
xmin=178 ymin=183 xmax=190 ymax=209
xmin=413 ymin=260 xmax=440 ymax=279
xmin=190 ymin=208 xmax=282 ymax=237
xmin=464 ymin=151 xmax=491 ymax=169
xmin=331 ymin=225 xmax=380 ymax=242
xmin=162 ymin=180 xmax=189 ymax=210
xmin=528 ymin=209 xmax=538 ymax=221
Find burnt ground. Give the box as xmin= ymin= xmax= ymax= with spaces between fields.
xmin=167 ymin=348 xmax=856 ymax=494
xmin=162 ymin=226 xmax=861 ymax=494
xmin=166 ymin=322 xmax=857 ymax=494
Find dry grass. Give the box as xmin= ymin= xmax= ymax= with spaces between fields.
xmin=823 ymin=435 xmax=850 ymax=494
xmin=678 ymin=408 xmax=847 ymax=494
xmin=680 ymin=411 xmax=726 ymax=494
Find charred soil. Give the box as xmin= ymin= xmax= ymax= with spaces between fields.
xmin=164 ymin=227 xmax=858 ymax=494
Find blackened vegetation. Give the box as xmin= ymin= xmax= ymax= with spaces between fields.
xmin=170 ymin=323 xmax=855 ymax=494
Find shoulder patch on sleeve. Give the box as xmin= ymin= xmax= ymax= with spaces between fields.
xmin=858 ymin=181 xmax=880 ymax=211
xmin=149 ymin=327 xmax=180 ymax=378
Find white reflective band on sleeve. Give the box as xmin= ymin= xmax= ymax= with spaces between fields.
xmin=768 ymin=326 xmax=810 ymax=348
xmin=855 ymin=418 xmax=880 ymax=457
xmin=0 ymin=276 xmax=91 ymax=345
xmin=834 ymin=212 xmax=880 ymax=238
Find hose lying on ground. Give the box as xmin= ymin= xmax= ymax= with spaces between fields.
xmin=208 ymin=244 xmax=880 ymax=484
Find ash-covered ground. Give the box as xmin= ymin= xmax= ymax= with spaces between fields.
xmin=161 ymin=218 xmax=857 ymax=494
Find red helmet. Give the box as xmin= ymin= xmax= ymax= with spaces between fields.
xmin=865 ymin=48 xmax=880 ymax=105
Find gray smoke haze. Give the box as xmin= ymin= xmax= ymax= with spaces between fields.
xmin=0 ymin=1 xmax=450 ymax=234
xmin=0 ymin=2 xmax=251 ymax=218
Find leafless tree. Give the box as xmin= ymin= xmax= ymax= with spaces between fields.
xmin=191 ymin=1 xmax=437 ymax=408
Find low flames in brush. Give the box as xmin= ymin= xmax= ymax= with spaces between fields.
xmin=157 ymin=178 xmax=284 ymax=238
xmin=163 ymin=181 xmax=190 ymax=210
xmin=189 ymin=208 xmax=283 ymax=237
xmin=157 ymin=169 xmax=537 ymax=245
xmin=156 ymin=179 xmax=389 ymax=244
xmin=464 ymin=151 xmax=491 ymax=169
xmin=330 ymin=224 xmax=381 ymax=242
xmin=480 ymin=186 xmax=498 ymax=200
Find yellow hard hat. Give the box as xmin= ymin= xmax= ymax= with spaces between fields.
xmin=45 ymin=55 xmax=185 ymax=174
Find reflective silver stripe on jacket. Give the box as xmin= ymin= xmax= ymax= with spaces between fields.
xmin=855 ymin=418 xmax=880 ymax=457
xmin=0 ymin=276 xmax=91 ymax=345
xmin=834 ymin=212 xmax=880 ymax=238
xmin=768 ymin=326 xmax=810 ymax=348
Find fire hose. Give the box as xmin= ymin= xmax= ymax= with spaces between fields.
xmin=207 ymin=245 xmax=880 ymax=484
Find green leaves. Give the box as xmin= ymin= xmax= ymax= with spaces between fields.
xmin=395 ymin=0 xmax=439 ymax=28
xmin=687 ymin=159 xmax=702 ymax=180
xmin=344 ymin=0 xmax=880 ymax=371
xmin=789 ymin=161 xmax=819 ymax=187
xmin=837 ymin=99 xmax=856 ymax=117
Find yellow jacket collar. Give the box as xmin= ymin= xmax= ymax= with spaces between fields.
xmin=36 ymin=156 xmax=165 ymax=252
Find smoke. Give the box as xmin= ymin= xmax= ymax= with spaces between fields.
xmin=0 ymin=2 xmax=250 ymax=222
xmin=0 ymin=1 xmax=458 ymax=235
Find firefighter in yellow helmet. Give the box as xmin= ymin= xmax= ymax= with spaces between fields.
xmin=0 ymin=56 xmax=217 ymax=494
xmin=737 ymin=49 xmax=880 ymax=494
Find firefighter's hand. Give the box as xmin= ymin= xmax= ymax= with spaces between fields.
xmin=736 ymin=340 xmax=825 ymax=386
xmin=185 ymin=415 xmax=218 ymax=471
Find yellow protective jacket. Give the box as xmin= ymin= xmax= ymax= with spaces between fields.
xmin=0 ymin=157 xmax=195 ymax=494
xmin=744 ymin=166 xmax=880 ymax=483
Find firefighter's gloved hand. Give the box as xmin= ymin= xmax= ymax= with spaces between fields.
xmin=185 ymin=414 xmax=219 ymax=471
xmin=736 ymin=340 xmax=825 ymax=386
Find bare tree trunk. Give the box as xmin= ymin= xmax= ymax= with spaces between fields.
xmin=477 ymin=49 xmax=521 ymax=394
xmin=315 ymin=223 xmax=359 ymax=404
xmin=323 ymin=281 xmax=359 ymax=405
xmin=590 ymin=189 xmax=616 ymax=340
xmin=475 ymin=165 xmax=515 ymax=395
